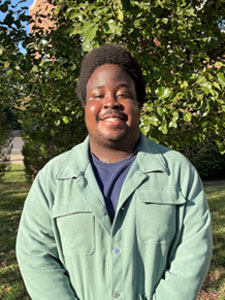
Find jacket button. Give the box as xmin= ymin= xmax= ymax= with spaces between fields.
xmin=112 ymin=248 xmax=120 ymax=254
xmin=113 ymin=292 xmax=120 ymax=298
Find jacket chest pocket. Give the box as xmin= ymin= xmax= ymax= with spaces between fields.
xmin=136 ymin=188 xmax=186 ymax=244
xmin=53 ymin=202 xmax=95 ymax=256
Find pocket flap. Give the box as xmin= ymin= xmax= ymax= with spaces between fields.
xmin=52 ymin=198 xmax=91 ymax=218
xmin=137 ymin=186 xmax=186 ymax=205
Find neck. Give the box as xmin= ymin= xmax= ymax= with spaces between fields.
xmin=89 ymin=136 xmax=139 ymax=163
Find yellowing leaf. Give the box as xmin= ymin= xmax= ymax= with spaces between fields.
xmin=0 ymin=47 xmax=4 ymax=56
xmin=118 ymin=9 xmax=124 ymax=22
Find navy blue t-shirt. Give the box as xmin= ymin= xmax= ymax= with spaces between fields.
xmin=90 ymin=152 xmax=137 ymax=222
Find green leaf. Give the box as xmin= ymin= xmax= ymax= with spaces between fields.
xmin=4 ymin=13 xmax=14 ymax=26
xmin=0 ymin=47 xmax=4 ymax=56
xmin=217 ymin=73 xmax=225 ymax=87
xmin=162 ymin=18 xmax=168 ymax=24
xmin=82 ymin=39 xmax=96 ymax=52
xmin=213 ymin=82 xmax=221 ymax=91
xmin=55 ymin=119 xmax=61 ymax=126
xmin=106 ymin=19 xmax=117 ymax=34
xmin=67 ymin=8 xmax=80 ymax=20
xmin=169 ymin=121 xmax=177 ymax=128
xmin=159 ymin=123 xmax=168 ymax=134
xmin=149 ymin=116 xmax=159 ymax=126
xmin=0 ymin=3 xmax=8 ymax=13
xmin=70 ymin=25 xmax=82 ymax=35
xmin=62 ymin=116 xmax=69 ymax=124
xmin=157 ymin=87 xmax=171 ymax=98
xmin=157 ymin=106 xmax=164 ymax=116
xmin=183 ymin=112 xmax=192 ymax=122
xmin=32 ymin=65 xmax=38 ymax=73
xmin=81 ymin=22 xmax=98 ymax=41
xmin=172 ymin=111 xmax=179 ymax=121
xmin=118 ymin=9 xmax=124 ymax=22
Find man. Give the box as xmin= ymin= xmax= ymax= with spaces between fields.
xmin=16 ymin=44 xmax=212 ymax=300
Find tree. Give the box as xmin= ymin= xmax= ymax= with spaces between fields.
xmin=0 ymin=108 xmax=12 ymax=180
xmin=64 ymin=0 xmax=225 ymax=153
xmin=2 ymin=0 xmax=225 ymax=179
xmin=0 ymin=0 xmax=28 ymax=178
xmin=17 ymin=1 xmax=87 ymax=179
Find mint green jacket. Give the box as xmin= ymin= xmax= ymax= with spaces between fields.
xmin=16 ymin=134 xmax=212 ymax=300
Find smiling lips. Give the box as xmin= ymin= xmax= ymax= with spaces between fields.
xmin=99 ymin=113 xmax=128 ymax=123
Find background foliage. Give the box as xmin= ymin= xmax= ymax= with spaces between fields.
xmin=0 ymin=0 xmax=27 ymax=179
xmin=0 ymin=109 xmax=12 ymax=180
xmin=19 ymin=11 xmax=87 ymax=179
xmin=64 ymin=0 xmax=225 ymax=151
xmin=0 ymin=0 xmax=225 ymax=179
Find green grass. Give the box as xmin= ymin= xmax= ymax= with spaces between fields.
xmin=0 ymin=165 xmax=224 ymax=300
xmin=197 ymin=181 xmax=225 ymax=300
xmin=0 ymin=165 xmax=31 ymax=300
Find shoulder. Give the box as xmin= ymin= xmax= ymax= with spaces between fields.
xmin=139 ymin=135 xmax=200 ymax=191
xmin=139 ymin=136 xmax=204 ymax=200
xmin=140 ymin=134 xmax=192 ymax=167
xmin=37 ymin=137 xmax=90 ymax=180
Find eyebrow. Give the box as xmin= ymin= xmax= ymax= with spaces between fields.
xmin=117 ymin=83 xmax=129 ymax=89
xmin=92 ymin=85 xmax=104 ymax=90
xmin=92 ymin=83 xmax=130 ymax=91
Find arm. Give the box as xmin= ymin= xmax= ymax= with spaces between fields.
xmin=153 ymin=166 xmax=212 ymax=300
xmin=16 ymin=169 xmax=79 ymax=300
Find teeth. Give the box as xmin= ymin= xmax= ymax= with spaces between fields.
xmin=105 ymin=117 xmax=121 ymax=121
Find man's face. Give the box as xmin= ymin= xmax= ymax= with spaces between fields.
xmin=85 ymin=64 xmax=140 ymax=148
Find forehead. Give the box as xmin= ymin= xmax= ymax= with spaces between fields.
xmin=87 ymin=64 xmax=135 ymax=91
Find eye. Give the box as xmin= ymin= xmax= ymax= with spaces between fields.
xmin=117 ymin=93 xmax=128 ymax=99
xmin=94 ymin=95 xmax=104 ymax=99
xmin=117 ymin=93 xmax=134 ymax=100
xmin=88 ymin=94 xmax=104 ymax=101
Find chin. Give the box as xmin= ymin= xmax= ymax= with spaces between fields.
xmin=97 ymin=128 xmax=139 ymax=146
xmin=101 ymin=131 xmax=127 ymax=143
xmin=104 ymin=135 xmax=125 ymax=143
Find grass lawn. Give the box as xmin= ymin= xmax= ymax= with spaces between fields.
xmin=197 ymin=181 xmax=225 ymax=300
xmin=0 ymin=165 xmax=225 ymax=300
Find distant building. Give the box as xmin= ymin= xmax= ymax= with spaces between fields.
xmin=30 ymin=0 xmax=55 ymax=32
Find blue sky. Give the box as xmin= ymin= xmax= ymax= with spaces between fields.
xmin=0 ymin=0 xmax=35 ymax=52
xmin=0 ymin=0 xmax=34 ymax=33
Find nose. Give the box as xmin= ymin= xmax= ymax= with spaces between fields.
xmin=103 ymin=93 xmax=121 ymax=109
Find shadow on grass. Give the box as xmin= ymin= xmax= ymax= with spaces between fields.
xmin=203 ymin=181 xmax=225 ymax=296
xmin=0 ymin=259 xmax=31 ymax=300
xmin=0 ymin=211 xmax=21 ymax=253
xmin=0 ymin=166 xmax=31 ymax=299
xmin=0 ymin=190 xmax=28 ymax=211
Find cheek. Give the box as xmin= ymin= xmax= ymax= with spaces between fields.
xmin=89 ymin=104 xmax=99 ymax=114
xmin=85 ymin=102 xmax=100 ymax=119
xmin=129 ymin=104 xmax=140 ymax=123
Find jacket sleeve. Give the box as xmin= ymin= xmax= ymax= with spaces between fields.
xmin=152 ymin=165 xmax=212 ymax=300
xmin=16 ymin=169 xmax=79 ymax=300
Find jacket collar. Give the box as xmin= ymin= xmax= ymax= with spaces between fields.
xmin=136 ymin=133 xmax=170 ymax=175
xmin=56 ymin=136 xmax=90 ymax=179
xmin=56 ymin=133 xmax=169 ymax=180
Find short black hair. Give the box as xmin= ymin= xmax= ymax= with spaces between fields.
xmin=77 ymin=44 xmax=146 ymax=106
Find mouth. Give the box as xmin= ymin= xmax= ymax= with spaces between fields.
xmin=100 ymin=113 xmax=128 ymax=122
